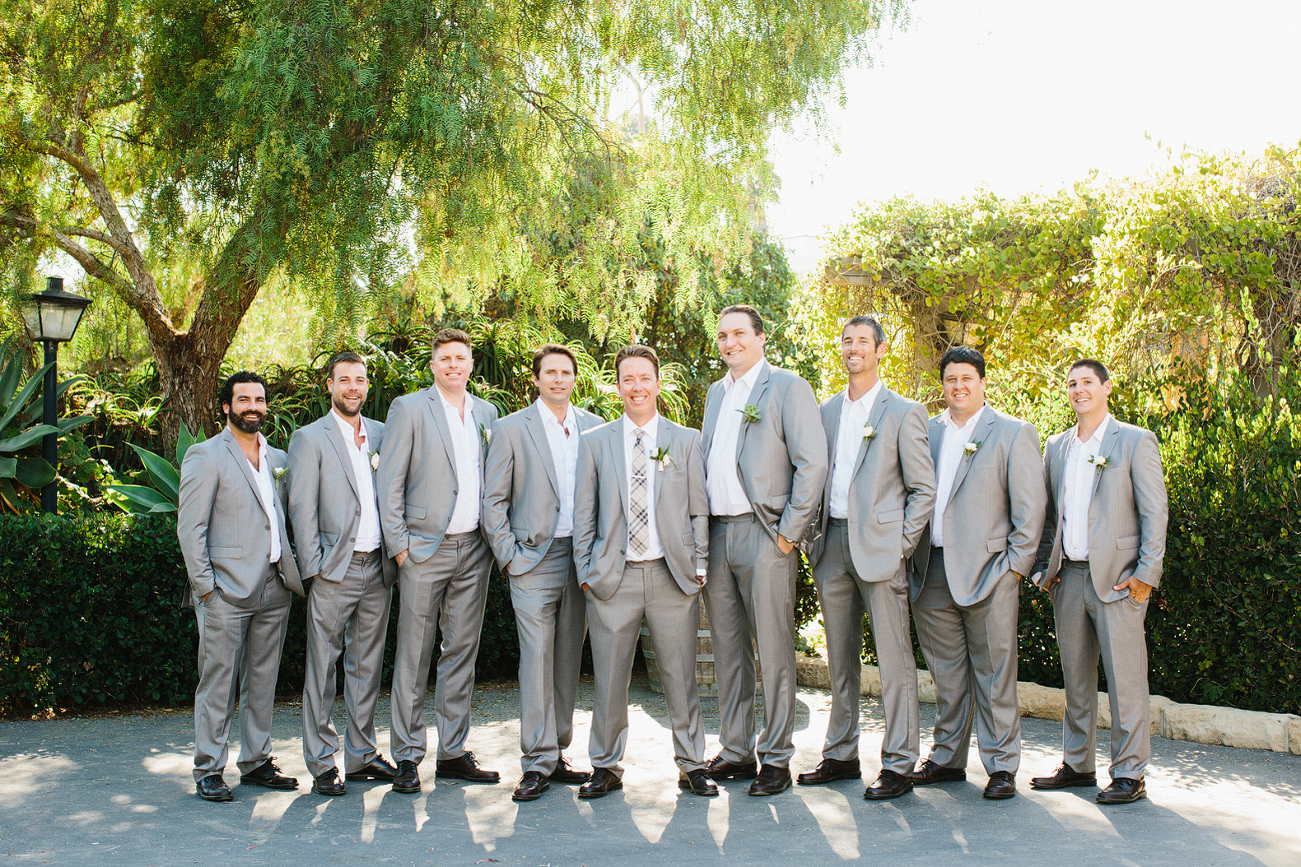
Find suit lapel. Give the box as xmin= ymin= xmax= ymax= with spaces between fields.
xmin=470 ymin=397 xmax=493 ymax=483
xmin=607 ymin=423 xmax=628 ymax=512
xmin=322 ymin=413 xmax=362 ymax=502
xmin=653 ymin=416 xmax=672 ymax=509
xmin=821 ymin=393 xmax=844 ymax=516
xmin=1090 ymin=419 xmax=1120 ymax=501
xmin=701 ymin=381 xmax=723 ymax=456
xmin=223 ymin=430 xmax=265 ymax=505
xmin=929 ymin=416 xmax=943 ymax=469
xmin=523 ymin=404 xmax=561 ymax=498
xmin=425 ymin=387 xmax=459 ymax=476
xmin=947 ymin=408 xmax=996 ymax=502
xmin=851 ymin=388 xmax=891 ymax=481
xmin=1054 ymin=429 xmax=1072 ymax=508
xmin=735 ymin=362 xmax=771 ymax=463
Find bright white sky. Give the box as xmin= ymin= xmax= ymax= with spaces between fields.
xmin=768 ymin=0 xmax=1301 ymax=274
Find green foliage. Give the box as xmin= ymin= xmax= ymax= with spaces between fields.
xmin=105 ymin=423 xmax=205 ymax=514
xmin=0 ymin=349 xmax=92 ymax=513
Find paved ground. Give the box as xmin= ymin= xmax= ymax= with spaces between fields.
xmin=2 ymin=677 xmax=1299 ymax=866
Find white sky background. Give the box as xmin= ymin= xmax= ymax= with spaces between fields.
xmin=767 ymin=0 xmax=1301 ymax=274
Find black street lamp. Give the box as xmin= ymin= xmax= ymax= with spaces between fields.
xmin=21 ymin=277 xmax=92 ymax=514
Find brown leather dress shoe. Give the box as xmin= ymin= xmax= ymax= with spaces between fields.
xmin=240 ymin=758 xmax=298 ymax=790
xmin=549 ymin=757 xmax=591 ymax=785
xmin=983 ymin=770 xmax=1016 ymax=800
xmin=435 ymin=752 xmax=501 ymax=783
xmin=392 ymin=759 xmax=421 ymax=794
xmin=679 ymin=769 xmax=720 ymax=797
xmin=512 ymin=770 xmax=550 ymax=802
xmin=705 ymin=755 xmax=759 ymax=781
xmin=1029 ymin=762 xmax=1097 ymax=790
xmin=312 ymin=769 xmax=347 ymax=796
xmin=911 ymin=759 xmax=967 ymax=786
xmin=748 ymin=764 xmax=792 ymax=796
xmin=578 ymin=767 xmax=623 ymax=799
xmin=797 ymin=758 xmax=862 ymax=785
xmin=1096 ymin=777 xmax=1146 ymax=805
xmin=345 ymin=756 xmax=397 ymax=782
xmin=864 ymin=769 xmax=914 ymax=800
xmin=196 ymin=774 xmax=233 ymax=802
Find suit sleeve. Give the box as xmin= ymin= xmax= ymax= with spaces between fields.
xmin=481 ymin=425 xmax=517 ymax=569
xmin=777 ymin=376 xmax=829 ymax=543
xmin=1130 ymin=429 xmax=1168 ymax=588
xmin=177 ymin=446 xmax=218 ymax=599
xmin=686 ymin=434 xmax=710 ymax=573
xmin=287 ymin=428 xmax=324 ymax=579
xmin=571 ymin=434 xmax=599 ymax=585
xmin=1032 ymin=438 xmax=1058 ymax=583
xmin=898 ymin=402 xmax=938 ymax=560
xmin=377 ymin=397 xmax=415 ymax=556
xmin=1007 ymin=421 xmax=1049 ymax=577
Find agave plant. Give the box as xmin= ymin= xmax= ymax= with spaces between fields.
xmin=0 ymin=351 xmax=93 ymax=513
xmin=106 ymin=423 xmax=206 ymax=514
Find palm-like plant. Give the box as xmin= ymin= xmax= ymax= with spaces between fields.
xmin=0 ymin=351 xmax=93 ymax=513
xmin=106 ymin=423 xmax=206 ymax=514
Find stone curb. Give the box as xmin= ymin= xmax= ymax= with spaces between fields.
xmin=794 ymin=655 xmax=1301 ymax=755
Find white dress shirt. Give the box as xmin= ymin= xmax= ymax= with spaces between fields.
xmin=828 ymin=380 xmax=883 ymax=519
xmin=623 ymin=414 xmax=664 ymax=562
xmin=439 ymin=389 xmax=482 ymax=534
xmin=537 ymin=399 xmax=580 ymax=538
xmin=1062 ymin=414 xmax=1111 ymax=561
xmin=931 ymin=404 xmax=987 ymax=548
xmin=245 ymin=433 xmax=282 ymax=564
xmin=706 ymin=360 xmax=766 ymax=516
xmin=331 ymin=408 xmax=382 ymax=553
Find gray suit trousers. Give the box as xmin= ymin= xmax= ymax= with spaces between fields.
xmin=390 ymin=531 xmax=493 ymax=764
xmin=703 ymin=515 xmax=798 ymax=768
xmin=193 ymin=569 xmax=292 ymax=781
xmin=1054 ymin=560 xmax=1151 ymax=779
xmin=815 ymin=521 xmax=919 ymax=774
xmin=587 ymin=559 xmax=706 ymax=776
xmin=301 ymin=550 xmax=393 ymax=778
xmin=511 ymin=537 xmax=587 ymax=775
xmin=913 ymin=549 xmax=1021 ymax=774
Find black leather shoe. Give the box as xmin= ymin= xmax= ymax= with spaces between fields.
xmin=345 ymin=756 xmax=397 ymax=782
xmin=1096 ymin=777 xmax=1146 ymax=805
xmin=392 ymin=759 xmax=421 ymax=794
xmin=240 ymin=759 xmax=298 ymax=790
xmin=679 ymin=769 xmax=720 ymax=797
xmin=196 ymin=774 xmax=233 ymax=802
xmin=797 ymin=758 xmax=862 ymax=785
xmin=1029 ymin=762 xmax=1097 ymax=790
xmin=512 ymin=771 xmax=550 ymax=802
xmin=864 ymin=769 xmax=914 ymax=800
xmin=549 ymin=757 xmax=591 ymax=785
xmin=911 ymin=759 xmax=967 ymax=786
xmin=435 ymin=752 xmax=501 ymax=783
xmin=748 ymin=764 xmax=792 ymax=796
xmin=705 ymin=754 xmax=759 ymax=781
xmin=578 ymin=767 xmax=623 ymax=799
xmin=983 ymin=770 xmax=1016 ymax=800
xmin=312 ymin=769 xmax=347 ymax=796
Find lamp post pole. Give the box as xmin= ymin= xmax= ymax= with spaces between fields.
xmin=41 ymin=338 xmax=59 ymax=514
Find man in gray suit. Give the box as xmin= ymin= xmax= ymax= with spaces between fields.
xmin=377 ymin=328 xmax=501 ymax=794
xmin=798 ymin=316 xmax=936 ymax=800
xmin=701 ymin=305 xmax=828 ymax=796
xmin=1029 ymin=358 xmax=1167 ymax=805
xmin=482 ymin=343 xmax=603 ymax=802
xmin=571 ymin=345 xmax=717 ymax=799
xmin=178 ymin=371 xmax=306 ymax=802
xmin=909 ymin=346 xmax=1046 ymax=800
xmin=288 ymin=351 xmax=399 ymax=797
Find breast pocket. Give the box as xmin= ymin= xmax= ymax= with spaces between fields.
xmin=209 ymin=546 xmax=243 ymax=560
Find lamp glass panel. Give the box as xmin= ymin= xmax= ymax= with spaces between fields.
xmin=37 ymin=301 xmax=86 ymax=342
xmin=22 ymin=304 xmax=42 ymax=340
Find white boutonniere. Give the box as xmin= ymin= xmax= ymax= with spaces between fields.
xmin=651 ymin=444 xmax=675 ymax=472
xmin=963 ymin=440 xmax=981 ymax=462
xmin=863 ymin=424 xmax=877 ymax=442
xmin=272 ymin=466 xmax=289 ymax=483
xmin=1087 ymin=454 xmax=1109 ymax=473
xmin=479 ymin=423 xmax=491 ymax=446
xmin=370 ymin=451 xmax=380 ymax=472
xmin=739 ymin=404 xmax=761 ymax=424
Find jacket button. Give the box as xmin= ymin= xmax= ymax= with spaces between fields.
xmin=355 ymin=510 xmax=361 ymax=516
xmin=555 ymin=506 xmax=560 ymax=512
xmin=264 ymin=525 xmax=270 ymax=531
xmin=453 ymin=489 xmax=458 ymax=495
xmin=349 ymin=537 xmax=355 ymax=542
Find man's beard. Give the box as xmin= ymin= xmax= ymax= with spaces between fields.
xmin=232 ymin=411 xmax=265 ymax=434
xmin=332 ymin=394 xmax=362 ymax=418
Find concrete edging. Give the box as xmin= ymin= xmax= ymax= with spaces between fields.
xmin=793 ymin=655 xmax=1301 ymax=755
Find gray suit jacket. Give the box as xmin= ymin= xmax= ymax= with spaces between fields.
xmin=178 ymin=428 xmax=305 ymax=606
xmin=701 ymin=362 xmax=828 ymax=545
xmin=377 ymin=387 xmax=499 ymax=563
xmin=572 ymin=417 xmax=710 ymax=601
xmin=807 ymin=387 xmax=937 ymax=582
xmin=481 ymin=402 xmax=605 ymax=575
xmin=1033 ymin=418 xmax=1168 ymax=602
xmin=287 ymin=412 xmax=398 ymax=588
xmin=909 ymin=406 xmax=1047 ymax=606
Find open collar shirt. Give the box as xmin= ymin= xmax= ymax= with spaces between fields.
xmin=930 ymin=403 xmax=987 ymax=548
xmin=1062 ymin=413 xmax=1112 ymax=561
xmin=828 ymin=379 xmax=883 ymax=520
xmin=439 ymin=388 xmax=482 ymax=534
xmin=331 ymin=408 xmax=382 ymax=553
xmin=706 ymin=359 xmax=766 ymax=516
xmin=537 ymin=399 xmax=580 ymax=538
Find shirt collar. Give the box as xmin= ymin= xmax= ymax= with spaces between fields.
xmin=721 ymin=359 xmax=766 ymax=392
xmin=845 ymin=379 xmax=883 ymax=410
xmin=534 ymin=398 xmax=575 ymax=430
xmin=437 ymin=386 xmax=471 ymax=418
xmin=330 ymin=407 xmax=367 ymax=444
xmin=1073 ymin=413 xmax=1111 ymax=446
xmin=939 ymin=403 xmax=986 ymax=432
xmin=622 ymin=413 xmax=659 ymax=439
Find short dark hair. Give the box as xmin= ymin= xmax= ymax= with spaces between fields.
xmin=431 ymin=327 xmax=472 ymax=353
xmin=938 ymin=346 xmax=986 ymax=380
xmin=218 ymin=371 xmax=268 ymax=420
xmin=718 ymin=304 xmax=765 ymax=335
xmin=1068 ymin=358 xmax=1111 ymax=383
xmin=614 ymin=344 xmax=660 ymax=378
xmin=325 ymin=351 xmax=367 ymax=380
xmin=843 ymin=315 xmax=886 ymax=347
xmin=532 ymin=343 xmax=578 ymax=378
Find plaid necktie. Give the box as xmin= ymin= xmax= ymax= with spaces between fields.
xmin=629 ymin=428 xmax=649 ymax=557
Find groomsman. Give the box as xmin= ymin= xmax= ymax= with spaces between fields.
xmin=378 ymin=328 xmax=501 ymax=794
xmin=572 ymin=345 xmax=717 ymax=799
xmin=178 ymin=371 xmax=305 ymax=801
xmin=702 ymin=305 xmax=828 ymax=796
xmin=909 ymin=347 xmax=1046 ymax=800
xmin=288 ymin=352 xmax=398 ymax=796
xmin=799 ymin=317 xmax=936 ymax=800
xmin=482 ymin=344 xmax=603 ymax=802
xmin=1030 ymin=359 xmax=1167 ymax=805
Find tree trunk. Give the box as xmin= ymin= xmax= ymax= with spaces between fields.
xmin=150 ymin=330 xmax=233 ymax=441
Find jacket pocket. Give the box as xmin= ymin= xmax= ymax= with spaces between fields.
xmin=406 ymin=506 xmax=427 ymax=520
xmin=209 ymin=546 xmax=242 ymax=559
xmin=876 ymin=508 xmax=904 ymax=524
xmin=321 ymin=532 xmax=339 ymax=546
xmin=986 ymin=538 xmax=1008 ymax=553
xmin=682 ymin=532 xmax=695 ymax=546
xmin=1116 ymin=534 xmax=1140 ymax=550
